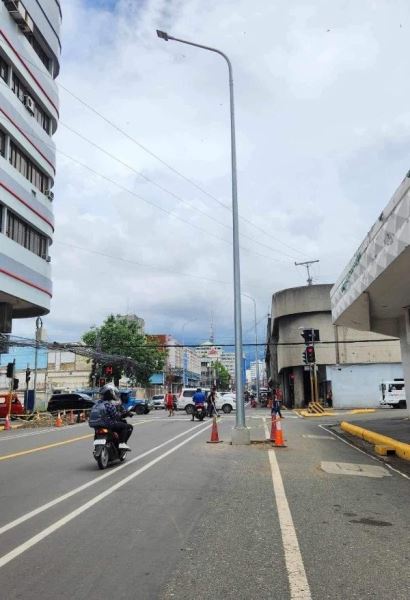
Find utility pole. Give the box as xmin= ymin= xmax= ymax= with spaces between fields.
xmin=295 ymin=260 xmax=319 ymax=286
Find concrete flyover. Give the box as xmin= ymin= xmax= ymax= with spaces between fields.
xmin=331 ymin=173 xmax=410 ymax=399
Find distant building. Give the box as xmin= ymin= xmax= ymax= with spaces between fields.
xmin=121 ymin=314 xmax=145 ymax=332
xmin=220 ymin=351 xmax=235 ymax=383
xmin=148 ymin=334 xmax=201 ymax=391
xmin=249 ymin=360 xmax=266 ymax=387
xmin=266 ymin=284 xmax=402 ymax=409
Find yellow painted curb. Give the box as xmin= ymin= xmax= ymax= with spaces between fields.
xmin=350 ymin=409 xmax=376 ymax=415
xmin=341 ymin=421 xmax=410 ymax=461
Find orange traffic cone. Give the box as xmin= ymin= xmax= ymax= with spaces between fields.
xmin=207 ymin=416 xmax=222 ymax=444
xmin=273 ymin=417 xmax=286 ymax=447
xmin=4 ymin=415 xmax=11 ymax=431
xmin=55 ymin=412 xmax=63 ymax=427
xmin=269 ymin=416 xmax=277 ymax=442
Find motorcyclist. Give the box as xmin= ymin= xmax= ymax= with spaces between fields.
xmin=191 ymin=387 xmax=206 ymax=422
xmin=97 ymin=384 xmax=133 ymax=450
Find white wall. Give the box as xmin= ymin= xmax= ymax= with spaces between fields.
xmin=327 ymin=363 xmax=403 ymax=408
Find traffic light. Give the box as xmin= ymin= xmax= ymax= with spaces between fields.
xmin=104 ymin=365 xmax=113 ymax=376
xmin=306 ymin=345 xmax=316 ymax=364
xmin=13 ymin=378 xmax=19 ymax=391
xmin=6 ymin=362 xmax=14 ymax=378
xmin=302 ymin=350 xmax=308 ymax=364
xmin=26 ymin=368 xmax=31 ymax=384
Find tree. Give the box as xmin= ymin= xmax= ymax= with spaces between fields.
xmin=214 ymin=361 xmax=231 ymax=391
xmin=82 ymin=315 xmax=165 ymax=387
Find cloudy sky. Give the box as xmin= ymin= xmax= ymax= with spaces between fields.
xmin=13 ymin=0 xmax=410 ymax=349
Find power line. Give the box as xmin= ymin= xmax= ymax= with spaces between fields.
xmin=60 ymin=120 xmax=300 ymax=261
xmin=0 ymin=111 xmax=289 ymax=266
xmin=3 ymin=44 xmax=307 ymax=258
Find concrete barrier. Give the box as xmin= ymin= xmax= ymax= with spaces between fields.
xmin=341 ymin=421 xmax=410 ymax=461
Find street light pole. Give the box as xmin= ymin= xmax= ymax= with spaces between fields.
xmin=33 ymin=316 xmax=42 ymax=410
xmin=242 ymin=294 xmax=260 ymax=403
xmin=157 ymin=31 xmax=249 ymax=443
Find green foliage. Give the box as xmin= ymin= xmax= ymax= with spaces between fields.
xmin=214 ymin=360 xmax=231 ymax=391
xmin=82 ymin=315 xmax=165 ymax=386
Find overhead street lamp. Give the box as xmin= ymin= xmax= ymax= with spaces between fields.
xmin=242 ymin=294 xmax=260 ymax=404
xmin=157 ymin=30 xmax=249 ymax=444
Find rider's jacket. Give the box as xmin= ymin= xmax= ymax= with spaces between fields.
xmin=192 ymin=391 xmax=206 ymax=405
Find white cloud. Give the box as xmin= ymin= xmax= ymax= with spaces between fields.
xmin=12 ymin=0 xmax=410 ymax=348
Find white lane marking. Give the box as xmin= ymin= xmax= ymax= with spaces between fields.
xmin=0 ymin=417 xmax=148 ymax=442
xmin=0 ymin=422 xmax=212 ymax=569
xmin=0 ymin=421 xmax=206 ymax=536
xmin=263 ymin=417 xmax=270 ymax=439
xmin=268 ymin=450 xmax=312 ymax=600
xmin=302 ymin=434 xmax=335 ymax=440
xmin=319 ymin=424 xmax=410 ymax=481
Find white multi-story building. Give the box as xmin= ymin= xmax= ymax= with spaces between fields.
xmin=0 ymin=1 xmax=61 ymax=333
xmin=220 ymin=351 xmax=235 ymax=382
xmin=249 ymin=359 xmax=266 ymax=385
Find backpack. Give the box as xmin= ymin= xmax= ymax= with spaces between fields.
xmin=88 ymin=401 xmax=108 ymax=428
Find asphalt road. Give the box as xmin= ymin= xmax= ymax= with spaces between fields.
xmin=0 ymin=409 xmax=409 ymax=599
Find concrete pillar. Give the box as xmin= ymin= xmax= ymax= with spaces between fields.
xmin=0 ymin=303 xmax=12 ymax=333
xmin=293 ymin=367 xmax=305 ymax=408
xmin=399 ymin=314 xmax=410 ymax=414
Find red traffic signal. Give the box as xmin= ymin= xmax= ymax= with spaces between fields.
xmin=306 ymin=346 xmax=315 ymax=364
xmin=104 ymin=365 xmax=113 ymax=376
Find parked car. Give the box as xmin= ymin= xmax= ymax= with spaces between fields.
xmin=152 ymin=394 xmax=165 ymax=409
xmin=120 ymin=390 xmax=151 ymax=415
xmin=152 ymin=394 xmax=177 ymax=410
xmin=47 ymin=392 xmax=95 ymax=413
xmin=0 ymin=393 xmax=25 ymax=419
xmin=215 ymin=394 xmax=236 ymax=414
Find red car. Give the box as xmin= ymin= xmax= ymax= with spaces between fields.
xmin=0 ymin=393 xmax=24 ymax=419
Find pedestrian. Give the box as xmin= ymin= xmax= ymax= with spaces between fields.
xmin=165 ymin=389 xmax=174 ymax=417
xmin=207 ymin=385 xmax=217 ymax=417
xmin=271 ymin=387 xmax=282 ymax=419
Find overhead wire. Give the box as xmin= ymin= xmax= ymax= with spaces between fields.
xmin=0 ymin=109 xmax=289 ymax=266
xmin=2 ymin=42 xmax=307 ymax=258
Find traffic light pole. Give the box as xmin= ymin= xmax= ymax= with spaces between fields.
xmin=311 ymin=328 xmax=319 ymax=403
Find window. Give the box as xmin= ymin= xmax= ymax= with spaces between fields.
xmin=9 ymin=141 xmax=48 ymax=193
xmin=12 ymin=74 xmax=51 ymax=134
xmin=6 ymin=208 xmax=49 ymax=258
xmin=0 ymin=56 xmax=9 ymax=83
xmin=27 ymin=36 xmax=51 ymax=73
xmin=0 ymin=129 xmax=5 ymax=157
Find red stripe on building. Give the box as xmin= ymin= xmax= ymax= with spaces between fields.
xmin=0 ymin=30 xmax=59 ymax=117
xmin=0 ymin=182 xmax=54 ymax=231
xmin=0 ymin=108 xmax=55 ymax=174
xmin=0 ymin=267 xmax=52 ymax=297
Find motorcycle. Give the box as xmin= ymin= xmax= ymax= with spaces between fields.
xmin=192 ymin=403 xmax=206 ymax=421
xmin=92 ymin=412 xmax=133 ymax=470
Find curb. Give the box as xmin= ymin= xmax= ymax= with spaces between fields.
xmin=341 ymin=421 xmax=410 ymax=461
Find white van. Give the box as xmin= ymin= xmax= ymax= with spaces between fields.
xmin=176 ymin=388 xmax=236 ymax=414
xmin=380 ymin=380 xmax=407 ymax=409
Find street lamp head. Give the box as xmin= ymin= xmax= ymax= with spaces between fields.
xmin=156 ymin=30 xmax=169 ymax=41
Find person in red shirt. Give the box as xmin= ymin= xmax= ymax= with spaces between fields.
xmin=165 ymin=390 xmax=174 ymax=417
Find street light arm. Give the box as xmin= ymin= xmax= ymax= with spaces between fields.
xmin=156 ymin=31 xmax=233 ymax=73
